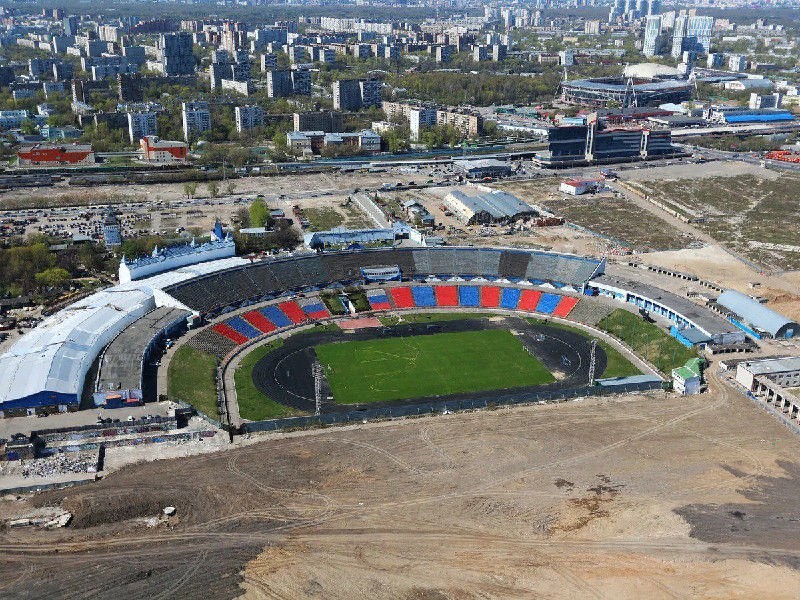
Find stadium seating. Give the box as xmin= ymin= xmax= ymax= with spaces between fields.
xmin=259 ymin=305 xmax=293 ymax=328
xmin=390 ymin=287 xmax=415 ymax=309
xmin=498 ymin=251 xmax=531 ymax=279
xmin=476 ymin=250 xmax=502 ymax=277
xmin=247 ymin=263 xmax=282 ymax=294
xmin=535 ymin=293 xmax=562 ymax=315
xmin=299 ymin=298 xmax=330 ymax=320
xmin=412 ymin=249 xmax=432 ymax=276
xmin=212 ymin=323 xmax=249 ymax=345
xmin=411 ymin=286 xmax=436 ymax=307
xmin=479 ymin=286 xmax=501 ymax=308
xmin=226 ymin=316 xmax=263 ymax=339
xmin=434 ymin=285 xmax=459 ymax=307
xmin=517 ymin=289 xmax=543 ymax=312
xmin=187 ymin=327 xmax=238 ymax=358
xmin=458 ymin=286 xmax=480 ymax=307
xmin=269 ymin=261 xmax=309 ymax=290
xmin=552 ymin=296 xmax=580 ymax=318
xmin=366 ymin=289 xmax=392 ymax=311
xmin=294 ymin=256 xmax=331 ymax=287
xmin=278 ymin=300 xmax=308 ymax=324
xmin=243 ymin=310 xmax=278 ymax=334
xmin=500 ymin=287 xmax=521 ymax=310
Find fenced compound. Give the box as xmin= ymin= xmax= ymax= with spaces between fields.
xmin=241 ymin=380 xmax=664 ymax=434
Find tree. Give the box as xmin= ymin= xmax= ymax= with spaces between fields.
xmin=226 ymin=181 xmax=236 ymax=196
xmin=35 ymin=267 xmax=71 ymax=289
xmin=235 ymin=206 xmax=251 ymax=228
xmin=183 ymin=181 xmax=198 ymax=198
xmin=249 ymin=198 xmax=269 ymax=227
xmin=207 ymin=181 xmax=220 ymax=198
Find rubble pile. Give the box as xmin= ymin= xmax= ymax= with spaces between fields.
xmin=19 ymin=453 xmax=98 ymax=478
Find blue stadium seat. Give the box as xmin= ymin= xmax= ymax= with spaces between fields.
xmin=411 ymin=286 xmax=436 ymax=307
xmin=536 ymin=293 xmax=561 ymax=315
xmin=259 ymin=305 xmax=293 ymax=328
xmin=500 ymin=288 xmax=521 ymax=310
xmin=226 ymin=316 xmax=262 ymax=339
xmin=458 ymin=286 xmax=480 ymax=307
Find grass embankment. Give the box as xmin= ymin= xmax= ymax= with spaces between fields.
xmin=378 ymin=312 xmax=498 ymax=326
xmin=168 ymin=346 xmax=220 ymax=419
xmin=526 ymin=318 xmax=641 ymax=379
xmin=234 ymin=340 xmax=306 ymax=421
xmin=315 ymin=329 xmax=555 ymax=405
xmin=597 ymin=309 xmax=695 ymax=374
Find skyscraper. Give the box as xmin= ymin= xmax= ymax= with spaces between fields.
xmin=672 ymin=15 xmax=713 ymax=58
xmin=159 ymin=32 xmax=195 ymax=76
xmin=643 ymin=15 xmax=662 ymax=57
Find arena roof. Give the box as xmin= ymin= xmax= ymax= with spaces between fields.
xmin=562 ymin=78 xmax=691 ymax=93
xmin=623 ymin=63 xmax=681 ymax=79
xmin=0 ymin=256 xmax=248 ymax=408
xmin=717 ymin=290 xmax=799 ymax=338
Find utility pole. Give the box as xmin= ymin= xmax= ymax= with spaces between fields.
xmin=312 ymin=361 xmax=324 ymax=416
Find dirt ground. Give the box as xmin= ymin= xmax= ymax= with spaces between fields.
xmin=3 ymin=372 xmax=800 ymax=599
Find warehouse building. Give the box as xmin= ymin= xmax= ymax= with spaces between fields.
xmin=444 ymin=187 xmax=536 ymax=225
xmin=735 ymin=356 xmax=800 ymax=391
xmin=716 ymin=290 xmax=798 ymax=339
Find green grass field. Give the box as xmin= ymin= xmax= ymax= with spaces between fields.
xmin=167 ymin=346 xmax=219 ymax=419
xmin=234 ymin=340 xmax=309 ymax=421
xmin=378 ymin=312 xmax=498 ymax=326
xmin=597 ymin=309 xmax=696 ymax=374
xmin=525 ymin=318 xmax=641 ymax=379
xmin=314 ymin=329 xmax=555 ymax=405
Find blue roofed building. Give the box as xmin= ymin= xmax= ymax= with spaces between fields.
xmin=716 ymin=290 xmax=799 ymax=339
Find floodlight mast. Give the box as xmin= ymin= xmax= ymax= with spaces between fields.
xmin=589 ymin=339 xmax=598 ymax=386
xmin=312 ymin=361 xmax=324 ymax=416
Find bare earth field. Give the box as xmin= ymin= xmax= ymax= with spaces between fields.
xmin=498 ymin=179 xmax=698 ymax=253
xmin=3 ymin=373 xmax=800 ymax=599
xmin=627 ymin=171 xmax=800 ymax=272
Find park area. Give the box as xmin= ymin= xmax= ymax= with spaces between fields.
xmin=314 ymin=329 xmax=555 ymax=404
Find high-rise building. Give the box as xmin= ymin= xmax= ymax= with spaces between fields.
xmin=127 ymin=111 xmax=157 ymax=143
xmin=673 ymin=15 xmax=713 ymax=58
xmin=332 ymin=78 xmax=382 ymax=110
xmin=266 ymin=70 xmax=293 ymax=97
xmin=729 ymin=54 xmax=747 ymax=72
xmin=261 ymin=53 xmax=277 ymax=72
xmin=707 ymin=52 xmax=724 ymax=69
xmin=647 ymin=0 xmax=661 ymax=16
xmin=293 ymin=111 xmax=343 ymax=133
xmin=235 ymin=105 xmax=263 ymax=132
xmin=585 ymin=20 xmax=601 ymax=35
xmin=643 ymin=15 xmax=662 ymax=57
xmin=63 ymin=15 xmax=78 ymax=36
xmin=159 ymin=32 xmax=195 ymax=76
xmin=181 ymin=101 xmax=211 ymax=141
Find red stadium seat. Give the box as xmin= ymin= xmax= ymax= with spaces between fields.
xmin=518 ymin=289 xmax=543 ymax=312
xmin=480 ymin=286 xmax=501 ymax=308
xmin=212 ymin=323 xmax=248 ymax=345
xmin=390 ymin=287 xmax=415 ymax=309
xmin=278 ymin=301 xmax=307 ymax=324
xmin=552 ymin=296 xmax=579 ymax=318
xmin=434 ymin=285 xmax=459 ymax=307
xmin=243 ymin=310 xmax=277 ymax=334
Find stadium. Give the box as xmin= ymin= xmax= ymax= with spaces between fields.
xmin=559 ymin=76 xmax=693 ymax=108
xmin=0 ymin=245 xmax=748 ymax=429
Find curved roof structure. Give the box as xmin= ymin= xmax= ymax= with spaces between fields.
xmin=717 ymin=290 xmax=799 ymax=339
xmin=623 ymin=63 xmax=681 ymax=79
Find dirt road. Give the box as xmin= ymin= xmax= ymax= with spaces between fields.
xmin=2 ymin=372 xmax=800 ymax=599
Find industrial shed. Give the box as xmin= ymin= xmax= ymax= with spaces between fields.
xmin=444 ymin=188 xmax=537 ymax=225
xmin=717 ymin=290 xmax=798 ymax=339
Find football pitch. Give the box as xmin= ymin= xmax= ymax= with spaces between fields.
xmin=314 ymin=329 xmax=555 ymax=405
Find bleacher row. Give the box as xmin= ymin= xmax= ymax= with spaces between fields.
xmin=164 ymin=248 xmax=603 ymax=316
xmin=187 ymin=284 xmax=581 ymax=358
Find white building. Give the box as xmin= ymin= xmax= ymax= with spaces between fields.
xmin=181 ymin=101 xmax=211 ymax=142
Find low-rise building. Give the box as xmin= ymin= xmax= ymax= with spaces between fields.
xmin=672 ymin=358 xmax=703 ymax=395
xmin=17 ymin=143 xmax=95 ymax=166
xmin=139 ymin=135 xmax=187 ymax=163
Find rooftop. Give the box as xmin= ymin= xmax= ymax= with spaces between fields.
xmin=740 ymin=357 xmax=800 ymax=376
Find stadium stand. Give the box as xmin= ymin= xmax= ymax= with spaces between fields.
xmin=435 ymin=285 xmax=459 ymax=307
xmin=518 ymin=289 xmax=543 ymax=311
xmin=553 ymin=296 xmax=580 ymax=318
xmin=226 ymin=316 xmax=263 ymax=339
xmin=299 ymin=297 xmax=330 ymax=320
xmin=186 ymin=327 xmax=237 ymax=358
xmin=564 ymin=298 xmax=615 ymax=326
xmin=366 ymin=289 xmax=392 ymax=311
xmin=480 ymin=286 xmax=501 ymax=308
xmin=411 ymin=286 xmax=436 ymax=307
xmin=260 ymin=305 xmax=293 ymax=328
xmin=269 ymin=260 xmax=309 ymax=291
xmin=458 ymin=286 xmax=480 ymax=307
xmin=246 ymin=263 xmax=282 ymax=294
xmin=476 ymin=249 xmax=502 ymax=277
xmin=390 ymin=287 xmax=415 ymax=309
xmin=294 ymin=256 xmax=331 ymax=287
xmin=498 ymin=251 xmax=531 ymax=279
xmin=212 ymin=323 xmax=249 ymax=345
xmin=278 ymin=300 xmax=307 ymax=324
xmin=411 ymin=249 xmax=432 ymax=276
xmin=500 ymin=287 xmax=522 ymax=309
xmin=535 ymin=293 xmax=562 ymax=315
xmin=243 ymin=310 xmax=278 ymax=334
